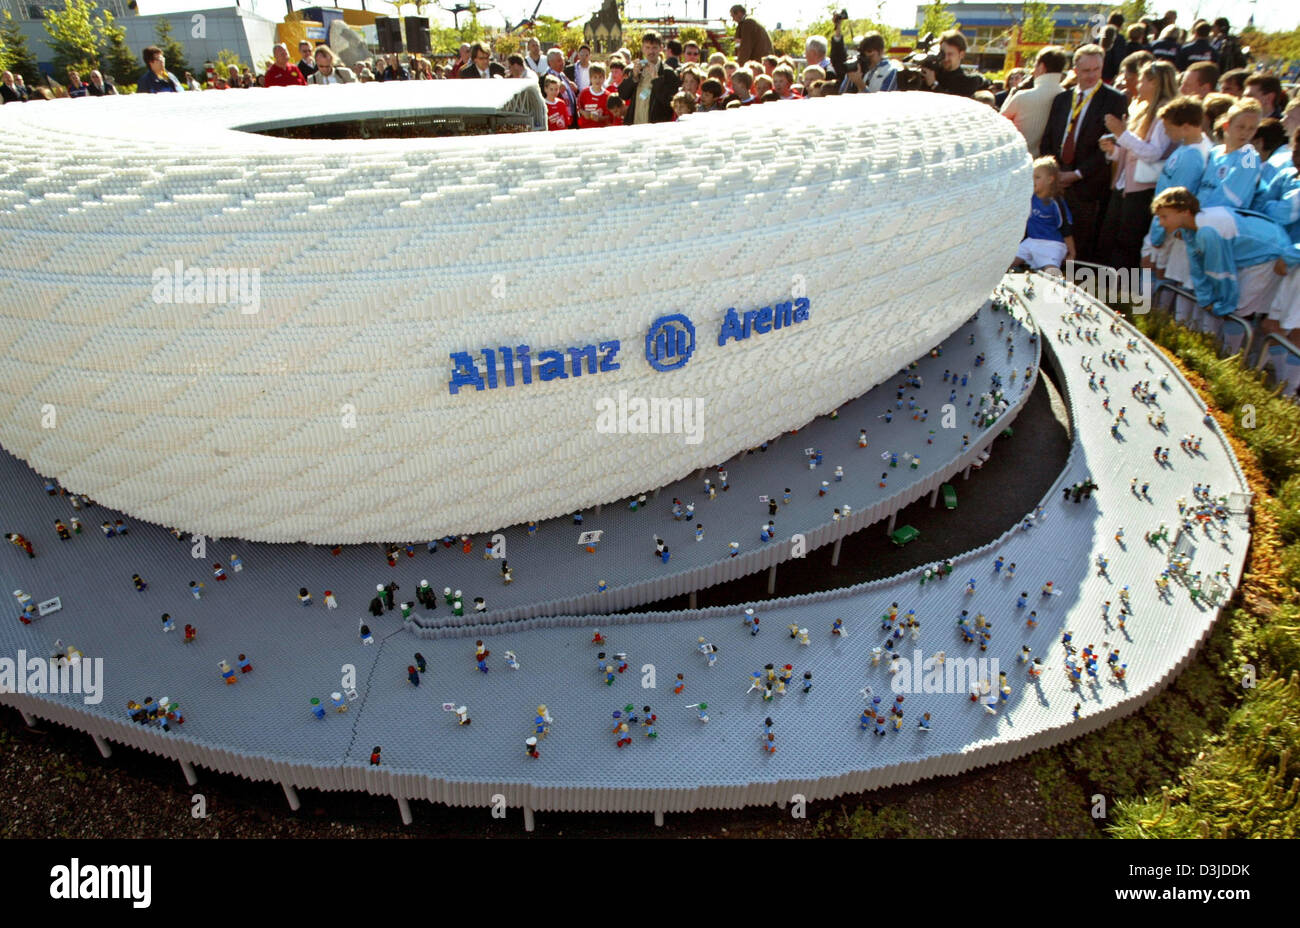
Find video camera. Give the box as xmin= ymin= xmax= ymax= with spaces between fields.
xmin=897 ymin=31 xmax=942 ymax=91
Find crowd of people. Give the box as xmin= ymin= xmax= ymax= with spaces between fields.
xmin=1001 ymin=12 xmax=1298 ymax=349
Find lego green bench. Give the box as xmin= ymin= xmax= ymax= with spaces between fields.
xmin=890 ymin=525 xmax=920 ymax=546
xmin=941 ymin=484 xmax=957 ymax=509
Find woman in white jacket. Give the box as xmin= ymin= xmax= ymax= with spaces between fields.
xmin=1099 ymin=60 xmax=1179 ymax=269
xmin=307 ymin=46 xmax=355 ymax=85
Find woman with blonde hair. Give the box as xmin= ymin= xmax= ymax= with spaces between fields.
xmin=1098 ymin=59 xmax=1178 ymax=268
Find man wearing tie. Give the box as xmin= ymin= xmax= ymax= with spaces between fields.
xmin=1042 ymin=44 xmax=1129 ymax=264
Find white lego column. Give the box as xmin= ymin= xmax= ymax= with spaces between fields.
xmin=91 ymin=734 xmax=111 ymax=758
xmin=929 ymin=486 xmax=939 ymax=508
xmin=523 ymin=804 xmax=535 ymax=832
xmin=689 ymin=591 xmax=697 ymax=609
xmin=282 ymin=782 xmax=300 ymax=811
xmin=654 ymin=809 xmax=664 ymax=827
xmin=396 ymin=796 xmax=413 ymax=825
xmin=887 ymin=511 xmax=897 ymax=534
xmin=19 ymin=709 xmax=36 ymax=728
xmin=767 ymin=564 xmax=777 ymax=595
xmin=831 ymin=536 xmax=843 ymax=567
xmin=180 ymin=760 xmax=198 ymax=785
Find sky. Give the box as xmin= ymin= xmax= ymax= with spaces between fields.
xmin=134 ymin=0 xmax=1297 ymax=36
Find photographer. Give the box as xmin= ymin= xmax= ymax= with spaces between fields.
xmin=918 ymin=30 xmax=989 ymax=97
xmin=830 ymin=11 xmax=899 ymax=94
xmin=618 ymin=32 xmax=680 ymax=125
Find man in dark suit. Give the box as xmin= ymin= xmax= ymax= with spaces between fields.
xmin=459 ymin=42 xmax=505 ymax=78
xmin=1041 ymin=44 xmax=1128 ymax=265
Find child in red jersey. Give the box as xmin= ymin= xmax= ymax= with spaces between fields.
xmin=604 ymin=93 xmax=627 ymax=126
xmin=544 ymin=75 xmax=569 ymax=130
xmin=577 ymin=63 xmax=610 ymax=128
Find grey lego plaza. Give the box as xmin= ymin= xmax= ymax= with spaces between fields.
xmin=1 ymin=275 xmax=1250 ymax=828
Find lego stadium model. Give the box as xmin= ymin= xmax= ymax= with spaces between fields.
xmin=0 ymin=82 xmax=1032 ymax=543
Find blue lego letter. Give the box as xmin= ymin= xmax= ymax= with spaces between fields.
xmin=718 ymin=308 xmax=745 ymax=346
xmin=793 ymin=297 xmax=810 ymax=323
xmin=538 ymin=350 xmax=568 ymax=381
xmin=448 ymin=352 xmax=486 ymax=394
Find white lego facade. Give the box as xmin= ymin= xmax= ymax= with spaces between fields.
xmin=0 ymin=81 xmax=1031 ymax=542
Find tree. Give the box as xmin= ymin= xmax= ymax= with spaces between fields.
xmin=919 ymin=0 xmax=958 ymax=37
xmin=101 ymin=14 xmax=138 ymax=85
xmin=1104 ymin=2 xmax=1151 ymax=26
xmin=1017 ymin=2 xmax=1058 ymax=45
xmin=211 ymin=48 xmax=245 ymax=81
xmin=154 ymin=18 xmax=191 ymax=79
xmin=43 ymin=0 xmax=108 ymax=76
xmin=806 ymin=4 xmax=901 ymax=49
xmin=1240 ymin=27 xmax=1300 ymax=66
xmin=770 ymin=30 xmax=803 ymax=58
xmin=1 ymin=11 xmax=42 ymax=86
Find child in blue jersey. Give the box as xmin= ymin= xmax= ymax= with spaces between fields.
xmin=1152 ymin=186 xmax=1299 ymax=321
xmin=1261 ymin=143 xmax=1300 ymax=335
xmin=1145 ymin=96 xmax=1212 ymax=260
xmin=1011 ymin=156 xmax=1075 ymax=274
xmin=1197 ymin=97 xmax=1264 ymax=210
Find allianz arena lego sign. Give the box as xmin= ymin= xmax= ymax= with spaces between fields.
xmin=0 ymin=82 xmax=1030 ymax=543
xmin=448 ymin=298 xmax=811 ymax=392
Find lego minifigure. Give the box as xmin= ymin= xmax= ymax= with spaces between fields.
xmin=674 ymin=673 xmax=685 ymax=695
xmin=697 ymin=638 xmax=718 ymax=667
xmin=614 ymin=722 xmax=632 ymax=748
xmin=184 ymin=623 xmax=197 ymax=644
xmin=743 ymin=608 xmax=759 ymax=636
xmin=797 ymin=628 xmax=810 ymax=646
xmin=370 ymin=746 xmax=382 ymax=765
xmin=310 ymin=698 xmax=326 ymax=720
xmin=534 ymin=704 xmax=552 ymax=737
xmin=331 ymin=692 xmax=347 ymax=713
xmin=407 ymin=665 xmax=420 ymax=686
xmin=238 ymin=653 xmax=252 ymax=673
xmin=132 ymin=574 xmax=147 ymax=592
xmin=525 ymin=736 xmax=539 ymax=758
xmin=831 ymin=618 xmax=846 ymax=637
xmin=298 ymin=587 xmax=312 ymax=606
xmin=324 ymin=590 xmax=338 ymax=610
xmin=504 ymin=650 xmax=520 ymax=670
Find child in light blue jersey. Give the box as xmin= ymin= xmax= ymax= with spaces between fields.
xmin=1197 ymin=97 xmax=1264 ymax=210
xmin=1152 ymin=186 xmax=1299 ymax=321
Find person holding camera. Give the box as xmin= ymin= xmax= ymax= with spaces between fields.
xmin=830 ymin=14 xmax=899 ymax=94
xmin=618 ymin=32 xmax=681 ymax=125
xmin=920 ymin=30 xmax=988 ymax=97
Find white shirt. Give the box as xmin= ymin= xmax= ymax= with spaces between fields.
xmin=1112 ymin=117 xmax=1173 ymax=191
xmin=524 ymin=54 xmax=546 ymax=75
xmin=1059 ymin=83 xmax=1101 ymax=174
xmin=1000 ymin=71 xmax=1063 ymax=157
xmin=571 ymin=60 xmax=591 ymax=92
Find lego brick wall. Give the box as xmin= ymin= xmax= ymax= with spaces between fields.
xmin=0 ymin=83 xmax=1032 ymax=543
